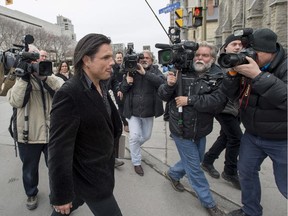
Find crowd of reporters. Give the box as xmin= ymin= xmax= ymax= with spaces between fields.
xmin=3 ymin=27 xmax=287 ymax=216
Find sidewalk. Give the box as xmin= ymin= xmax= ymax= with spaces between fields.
xmin=0 ymin=97 xmax=286 ymax=216
xmin=138 ymin=113 xmax=287 ymax=216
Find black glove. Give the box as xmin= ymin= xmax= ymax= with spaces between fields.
xmin=15 ymin=61 xmax=30 ymax=82
xmin=21 ymin=72 xmax=30 ymax=82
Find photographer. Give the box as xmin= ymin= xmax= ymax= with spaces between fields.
xmin=158 ymin=42 xmax=227 ymax=216
xmin=120 ymin=50 xmax=165 ymax=176
xmin=201 ymin=34 xmax=243 ymax=190
xmin=6 ymin=44 xmax=64 ymax=210
xmin=223 ymin=29 xmax=287 ymax=216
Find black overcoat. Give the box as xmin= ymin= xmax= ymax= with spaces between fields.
xmin=48 ymin=72 xmax=122 ymax=205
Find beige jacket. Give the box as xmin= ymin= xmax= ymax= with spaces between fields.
xmin=7 ymin=74 xmax=64 ymax=144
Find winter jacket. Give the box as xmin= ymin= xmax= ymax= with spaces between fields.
xmin=158 ymin=64 xmax=227 ymax=140
xmin=48 ymin=72 xmax=122 ymax=205
xmin=7 ymin=74 xmax=64 ymax=144
xmin=121 ymin=64 xmax=165 ymax=118
xmin=222 ymin=43 xmax=287 ymax=140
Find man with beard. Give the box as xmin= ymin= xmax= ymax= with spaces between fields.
xmin=158 ymin=42 xmax=227 ymax=216
xmin=121 ymin=50 xmax=165 ymax=176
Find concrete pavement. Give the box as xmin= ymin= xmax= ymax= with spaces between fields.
xmin=0 ymin=97 xmax=286 ymax=216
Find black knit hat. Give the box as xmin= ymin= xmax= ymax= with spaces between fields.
xmin=224 ymin=34 xmax=241 ymax=48
xmin=252 ymin=28 xmax=277 ymax=53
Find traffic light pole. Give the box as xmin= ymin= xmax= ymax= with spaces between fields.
xmin=181 ymin=0 xmax=188 ymax=40
xmin=202 ymin=0 xmax=207 ymax=41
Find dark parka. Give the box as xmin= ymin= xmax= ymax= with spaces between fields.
xmin=158 ymin=64 xmax=227 ymax=140
xmin=222 ymin=43 xmax=287 ymax=140
xmin=48 ymin=72 xmax=122 ymax=205
xmin=121 ymin=64 xmax=165 ymax=118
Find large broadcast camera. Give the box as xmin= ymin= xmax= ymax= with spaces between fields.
xmin=121 ymin=42 xmax=144 ymax=76
xmin=0 ymin=35 xmax=53 ymax=96
xmin=11 ymin=34 xmax=52 ymax=77
xmin=155 ymin=27 xmax=199 ymax=73
xmin=218 ymin=28 xmax=257 ymax=68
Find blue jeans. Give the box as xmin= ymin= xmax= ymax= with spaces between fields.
xmin=168 ymin=134 xmax=216 ymax=208
xmin=239 ymin=132 xmax=287 ymax=216
xmin=51 ymin=194 xmax=122 ymax=216
xmin=18 ymin=143 xmax=48 ymax=197
xmin=127 ymin=116 xmax=154 ymax=165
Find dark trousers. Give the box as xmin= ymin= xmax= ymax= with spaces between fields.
xmin=18 ymin=143 xmax=48 ymax=197
xmin=51 ymin=194 xmax=122 ymax=216
xmin=203 ymin=113 xmax=242 ymax=175
xmin=239 ymin=132 xmax=287 ymax=216
xmin=118 ymin=102 xmax=128 ymax=127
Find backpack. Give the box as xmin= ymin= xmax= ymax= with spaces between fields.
xmin=0 ymin=51 xmax=16 ymax=96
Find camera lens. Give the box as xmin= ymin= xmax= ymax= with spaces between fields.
xmin=218 ymin=53 xmax=242 ymax=68
xmin=159 ymin=50 xmax=172 ymax=65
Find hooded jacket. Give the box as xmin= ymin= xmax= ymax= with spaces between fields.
xmin=222 ymin=43 xmax=287 ymax=140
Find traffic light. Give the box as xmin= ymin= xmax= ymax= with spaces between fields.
xmin=175 ymin=9 xmax=183 ymax=28
xmin=192 ymin=7 xmax=203 ymax=27
xmin=5 ymin=0 xmax=13 ymax=5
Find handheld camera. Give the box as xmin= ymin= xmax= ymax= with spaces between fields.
xmin=218 ymin=28 xmax=257 ymax=68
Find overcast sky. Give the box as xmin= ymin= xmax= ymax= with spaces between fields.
xmin=6 ymin=0 xmax=171 ymax=55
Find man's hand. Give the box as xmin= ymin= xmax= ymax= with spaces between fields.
xmin=167 ymin=71 xmax=177 ymax=86
xmin=126 ymin=73 xmax=134 ymax=85
xmin=53 ymin=202 xmax=72 ymax=215
xmin=175 ymin=96 xmax=188 ymax=108
xmin=136 ymin=63 xmax=145 ymax=75
xmin=232 ymin=56 xmax=262 ymax=79
xmin=33 ymin=72 xmax=47 ymax=81
xmin=117 ymin=91 xmax=123 ymax=100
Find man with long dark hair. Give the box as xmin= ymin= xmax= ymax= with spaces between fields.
xmin=48 ymin=33 xmax=123 ymax=216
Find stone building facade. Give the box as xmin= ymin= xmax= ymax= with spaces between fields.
xmin=169 ymin=0 xmax=287 ymax=49
xmin=215 ymin=0 xmax=287 ymax=48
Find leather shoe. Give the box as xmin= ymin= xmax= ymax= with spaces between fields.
xmin=164 ymin=171 xmax=184 ymax=192
xmin=114 ymin=158 xmax=124 ymax=168
xmin=134 ymin=165 xmax=144 ymax=176
xmin=221 ymin=172 xmax=241 ymax=190
xmin=201 ymin=163 xmax=220 ymax=178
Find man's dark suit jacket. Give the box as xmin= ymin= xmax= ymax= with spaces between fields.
xmin=48 ymin=71 xmax=122 ymax=206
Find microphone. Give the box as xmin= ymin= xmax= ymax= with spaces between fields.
xmin=155 ymin=43 xmax=171 ymax=49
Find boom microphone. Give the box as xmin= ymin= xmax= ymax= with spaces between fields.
xmin=155 ymin=43 xmax=171 ymax=49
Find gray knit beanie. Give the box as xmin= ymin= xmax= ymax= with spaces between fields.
xmin=252 ymin=28 xmax=277 ymax=53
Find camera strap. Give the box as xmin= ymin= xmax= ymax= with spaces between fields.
xmin=239 ymin=77 xmax=252 ymax=109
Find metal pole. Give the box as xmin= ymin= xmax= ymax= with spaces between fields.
xmin=202 ymin=0 xmax=207 ymax=41
xmin=181 ymin=0 xmax=188 ymax=40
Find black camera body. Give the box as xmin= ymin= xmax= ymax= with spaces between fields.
xmin=121 ymin=43 xmax=144 ymax=76
xmin=156 ymin=41 xmax=198 ymax=71
xmin=155 ymin=27 xmax=198 ymax=72
xmin=218 ymin=47 xmax=256 ymax=68
xmin=218 ymin=28 xmax=257 ymax=68
xmin=1 ymin=34 xmax=53 ymax=77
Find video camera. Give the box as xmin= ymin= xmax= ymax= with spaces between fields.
xmin=218 ymin=28 xmax=257 ymax=68
xmin=155 ymin=27 xmax=198 ymax=72
xmin=121 ymin=43 xmax=144 ymax=76
xmin=0 ymin=34 xmax=53 ymax=77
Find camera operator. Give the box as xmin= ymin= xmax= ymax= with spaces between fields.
xmin=222 ymin=28 xmax=287 ymax=216
xmin=120 ymin=50 xmax=165 ymax=176
xmin=158 ymin=42 xmax=227 ymax=216
xmin=6 ymin=44 xmax=64 ymax=211
xmin=201 ymin=34 xmax=243 ymax=190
